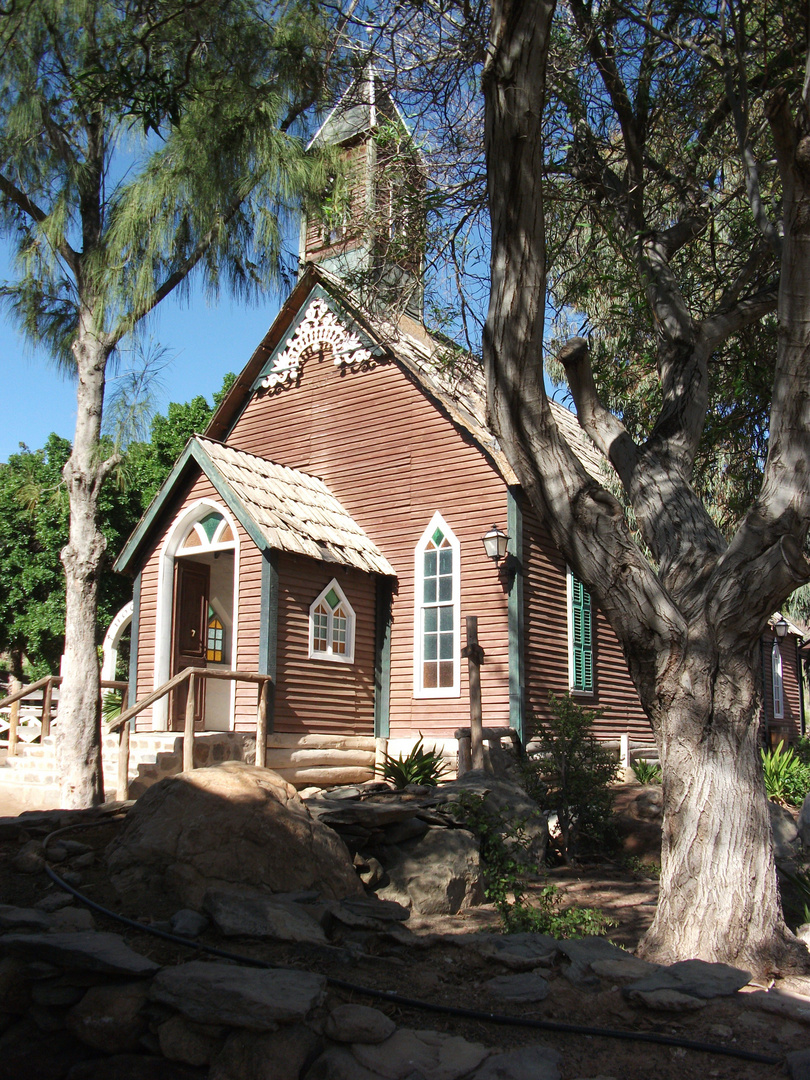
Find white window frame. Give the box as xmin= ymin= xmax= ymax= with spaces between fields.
xmin=772 ymin=639 xmax=784 ymax=720
xmin=413 ymin=512 xmax=461 ymax=698
xmin=567 ymin=567 xmax=594 ymax=694
xmin=308 ymin=579 xmax=355 ymax=664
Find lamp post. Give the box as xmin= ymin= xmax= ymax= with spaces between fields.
xmin=482 ymin=524 xmax=509 ymax=565
xmin=775 ymin=616 xmax=789 ymax=640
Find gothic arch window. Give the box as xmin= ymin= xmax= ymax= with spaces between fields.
xmin=414 ymin=513 xmax=460 ymax=698
xmin=309 ymin=580 xmax=355 ymax=663
xmin=177 ymin=512 xmax=235 ymax=552
xmin=772 ymin=640 xmax=784 ymax=720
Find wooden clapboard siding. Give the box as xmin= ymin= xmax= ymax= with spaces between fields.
xmin=521 ymin=500 xmax=652 ymax=742
xmin=227 ymin=351 xmax=512 ymax=739
xmin=761 ymin=633 xmax=803 ymax=743
xmin=269 ymin=553 xmax=375 ymax=736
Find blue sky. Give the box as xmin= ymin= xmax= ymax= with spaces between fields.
xmin=0 ymin=246 xmax=286 ymax=462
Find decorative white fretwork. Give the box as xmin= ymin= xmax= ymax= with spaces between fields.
xmin=260 ymin=298 xmax=374 ymax=389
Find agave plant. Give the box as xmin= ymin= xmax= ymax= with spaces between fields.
xmin=631 ymin=759 xmax=662 ymax=784
xmin=761 ymin=742 xmax=810 ymax=807
xmin=378 ymin=734 xmax=450 ymax=788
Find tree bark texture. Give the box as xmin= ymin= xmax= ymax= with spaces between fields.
xmin=57 ymin=318 xmax=114 ymax=809
xmin=482 ymin=0 xmax=810 ymax=974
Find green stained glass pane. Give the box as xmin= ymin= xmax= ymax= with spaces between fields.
xmin=438 ymin=576 xmax=452 ymax=602
xmin=424 ymin=635 xmax=438 ymax=660
xmin=208 ymin=605 xmax=214 ymax=618
xmin=424 ymin=550 xmax=437 ymax=577
xmin=424 ymin=579 xmax=437 ymax=603
xmin=439 ymin=606 xmax=453 ymax=631
xmin=199 ymin=512 xmax=223 ymax=542
xmin=439 ymin=633 xmax=453 ymax=659
xmin=325 ymin=588 xmax=339 ymax=609
xmin=432 ymin=527 xmax=444 ymax=546
xmin=439 ymin=549 xmax=452 ymax=575
xmin=424 ymin=608 xmax=437 ymax=633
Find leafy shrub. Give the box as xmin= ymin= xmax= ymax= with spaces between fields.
xmin=761 ymin=742 xmax=810 ymax=807
xmin=631 ymin=759 xmax=661 ymax=784
xmin=523 ymin=693 xmax=619 ymax=861
xmin=101 ymin=691 xmax=123 ymax=724
xmin=378 ymin=734 xmax=449 ymax=788
xmin=456 ymin=792 xmax=613 ymax=937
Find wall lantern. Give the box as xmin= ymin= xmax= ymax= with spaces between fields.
xmin=482 ymin=524 xmax=510 ymax=565
xmin=775 ymin=616 xmax=789 ymax=640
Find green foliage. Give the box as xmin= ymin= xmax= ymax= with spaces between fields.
xmin=631 ymin=759 xmax=662 ymax=785
xmin=101 ymin=691 xmax=123 ymax=724
xmin=761 ymin=743 xmax=810 ymax=808
xmin=622 ymin=855 xmax=661 ymax=880
xmin=377 ymin=735 xmax=450 ymax=788
xmin=456 ymin=792 xmax=613 ymax=937
xmin=524 ymin=694 xmax=619 ymax=861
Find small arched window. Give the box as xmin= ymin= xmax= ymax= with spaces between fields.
xmin=207 ymin=607 xmax=225 ymax=663
xmin=309 ymin=580 xmax=355 ymax=663
xmin=772 ymin=640 xmax=784 ymax=720
xmin=178 ymin=512 xmax=235 ymax=552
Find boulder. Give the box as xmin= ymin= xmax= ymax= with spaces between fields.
xmin=158 ymin=1014 xmax=225 ymax=1067
xmin=470 ymin=1045 xmax=562 ymax=1080
xmin=444 ymin=771 xmax=549 ymax=863
xmin=376 ymin=827 xmax=485 ymax=914
xmin=106 ymin=763 xmax=362 ymax=908
xmin=65 ymin=983 xmax=149 ymax=1053
xmin=0 ymin=932 xmax=158 ymax=976
xmin=149 ymin=960 xmax=326 ymax=1030
xmin=624 ymin=958 xmax=751 ymax=1001
xmin=799 ymin=794 xmax=810 ymax=849
xmin=483 ymin=973 xmax=550 ymax=1002
xmin=769 ymin=800 xmax=799 ymax=861
xmin=351 ymin=1028 xmax=490 ymax=1080
xmin=210 ymin=1025 xmax=323 ymax=1080
xmin=203 ymin=888 xmax=327 ymax=944
xmin=323 ymin=1004 xmax=396 ymax=1044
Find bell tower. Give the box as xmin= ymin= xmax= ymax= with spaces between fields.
xmin=301 ymin=69 xmax=425 ymax=319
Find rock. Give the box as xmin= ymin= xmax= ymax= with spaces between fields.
xmin=632 ymin=787 xmax=663 ymax=821
xmin=323 ymin=1004 xmax=397 ymax=1044
xmin=557 ymin=937 xmax=634 ymax=989
xmin=769 ymin=800 xmax=799 ymax=860
xmin=0 ymin=932 xmax=159 ymax=976
xmin=444 ymin=771 xmax=549 ymax=863
xmin=0 ymin=1017 xmax=92 ymax=1079
xmin=326 ymin=895 xmax=410 ymax=929
xmin=64 ymin=1054 xmax=203 ymax=1079
xmin=795 ymin=924 xmax=810 ymax=947
xmin=49 ymin=908 xmax=95 ymax=932
xmin=626 ymin=988 xmax=708 ymax=1011
xmin=799 ymin=794 xmax=810 ymax=848
xmin=11 ymin=841 xmax=45 ymax=874
xmin=106 ymin=762 xmax=362 ymax=908
xmin=624 ymin=959 xmax=751 ymax=1001
xmin=66 ymin=983 xmax=149 ymax=1052
xmin=352 ymin=1029 xmax=490 ymax=1080
xmin=31 ymin=980 xmax=86 ymax=1007
xmin=34 ymin=893 xmax=75 ymax=913
xmin=787 ymin=1047 xmax=810 ymax=1080
xmin=68 ymin=852 xmax=96 ymax=869
xmin=469 ymin=1045 xmax=562 ymax=1079
xmin=203 ymin=888 xmax=327 ymax=944
xmin=149 ymin=960 xmax=326 ymax=1030
xmin=589 ymin=956 xmax=662 ymax=981
xmin=0 ymin=958 xmax=31 ymax=1014
xmin=158 ymin=1014 xmax=224 ymax=1066
xmin=303 ymin=1045 xmax=388 ymax=1080
xmin=354 ymin=854 xmax=385 ymax=888
xmin=376 ymin=827 xmax=485 ymax=914
xmin=169 ymin=910 xmax=209 ymax=938
xmin=483 ymin=973 xmax=550 ymax=1002
xmin=0 ymin=905 xmax=51 ymax=932
xmin=210 ymin=1025 xmax=323 ymax=1080
xmin=466 ymin=933 xmax=558 ymax=971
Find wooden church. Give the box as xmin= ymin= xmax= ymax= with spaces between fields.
xmin=113 ymin=73 xmax=804 ymax=787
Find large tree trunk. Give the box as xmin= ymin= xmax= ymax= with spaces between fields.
xmin=638 ymin=649 xmax=794 ymax=971
xmin=57 ymin=322 xmax=114 ymax=809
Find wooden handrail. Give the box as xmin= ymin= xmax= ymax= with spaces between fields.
xmin=107 ymin=668 xmax=272 ymax=732
xmin=0 ymin=676 xmax=129 ymax=712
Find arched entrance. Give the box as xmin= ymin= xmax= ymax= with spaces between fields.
xmin=154 ymin=500 xmax=239 ymax=731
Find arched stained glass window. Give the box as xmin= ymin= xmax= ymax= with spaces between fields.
xmin=207 ymin=606 xmax=225 ymax=663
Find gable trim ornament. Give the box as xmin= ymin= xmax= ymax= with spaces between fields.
xmin=260 ymin=297 xmax=376 ymax=389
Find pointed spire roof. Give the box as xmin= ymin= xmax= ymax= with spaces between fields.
xmin=308 ymin=66 xmax=414 ymax=150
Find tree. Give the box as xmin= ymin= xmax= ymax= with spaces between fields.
xmin=0 ymin=0 xmax=339 ymax=807
xmin=482 ymin=0 xmax=810 ymax=973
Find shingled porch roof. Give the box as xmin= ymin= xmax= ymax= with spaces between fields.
xmin=114 ymin=435 xmax=395 ymax=578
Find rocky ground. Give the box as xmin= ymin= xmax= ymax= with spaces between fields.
xmin=0 ymin=778 xmax=809 ymax=1079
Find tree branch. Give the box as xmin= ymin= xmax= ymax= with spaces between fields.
xmin=0 ymin=172 xmax=79 ymax=273
xmin=702 ymin=287 xmax=778 ymax=349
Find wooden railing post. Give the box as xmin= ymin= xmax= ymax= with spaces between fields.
xmin=8 ymin=698 xmax=19 ymax=757
xmin=41 ymin=678 xmax=54 ymax=739
xmin=118 ymin=720 xmax=131 ymax=800
xmin=462 ymin=616 xmax=486 ymax=771
xmin=183 ymin=673 xmax=196 ymax=772
xmin=256 ymin=679 xmax=270 ymax=768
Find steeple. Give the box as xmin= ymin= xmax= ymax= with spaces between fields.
xmin=301 ymin=69 xmax=425 ymax=319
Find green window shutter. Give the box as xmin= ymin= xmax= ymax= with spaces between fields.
xmin=571 ymin=574 xmax=593 ymax=692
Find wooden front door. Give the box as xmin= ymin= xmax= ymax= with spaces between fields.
xmin=170 ymin=560 xmax=209 ymax=730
